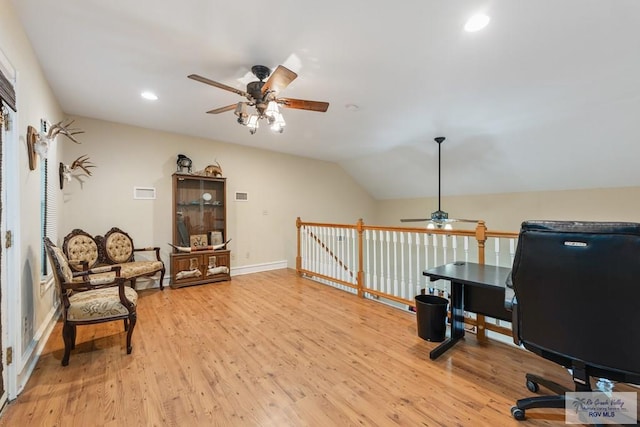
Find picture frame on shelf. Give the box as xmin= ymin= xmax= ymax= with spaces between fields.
xmin=210 ymin=231 xmax=223 ymax=246
xmin=190 ymin=234 xmax=208 ymax=248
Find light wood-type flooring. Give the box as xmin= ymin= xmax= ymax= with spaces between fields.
xmin=0 ymin=269 xmax=635 ymax=426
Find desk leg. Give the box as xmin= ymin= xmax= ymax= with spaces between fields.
xmin=430 ymin=281 xmax=465 ymax=360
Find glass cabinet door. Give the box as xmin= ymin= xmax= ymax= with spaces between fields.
xmin=174 ymin=175 xmax=226 ymax=247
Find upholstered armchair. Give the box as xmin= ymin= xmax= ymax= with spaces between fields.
xmin=44 ymin=237 xmax=138 ymax=366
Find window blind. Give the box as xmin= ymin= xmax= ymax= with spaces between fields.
xmin=0 ymin=69 xmax=16 ymax=112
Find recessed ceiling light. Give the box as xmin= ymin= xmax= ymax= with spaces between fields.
xmin=464 ymin=14 xmax=490 ymax=32
xmin=345 ymin=103 xmax=360 ymax=111
xmin=141 ymin=91 xmax=158 ymax=101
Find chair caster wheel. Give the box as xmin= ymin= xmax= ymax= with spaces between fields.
xmin=526 ymin=379 xmax=539 ymax=393
xmin=511 ymin=406 xmax=526 ymax=421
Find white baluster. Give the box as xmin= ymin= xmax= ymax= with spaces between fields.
xmin=464 ymin=236 xmax=469 ymax=263
xmin=398 ymin=232 xmax=405 ymax=298
xmin=313 ymin=226 xmax=319 ymax=274
xmin=374 ymin=230 xmax=379 ymax=292
xmin=385 ymin=230 xmax=391 ymax=295
xmin=415 ymin=232 xmax=422 ymax=294
xmin=406 ymin=232 xmax=412 ymax=299
xmin=509 ymin=238 xmax=516 ymax=266
xmin=339 ymin=227 xmax=344 ymax=283
xmin=365 ymin=229 xmax=370 ymax=289
xmin=424 ymin=234 xmax=430 ymax=288
xmin=494 ymin=237 xmax=500 ymax=266
xmin=452 ymin=235 xmax=458 ymax=262
xmin=352 ymin=228 xmax=357 ymax=285
xmin=432 ymin=234 xmax=439 ymax=268
xmin=442 ymin=234 xmax=448 ymax=265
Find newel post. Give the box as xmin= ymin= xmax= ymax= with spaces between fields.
xmin=475 ymin=220 xmax=487 ymax=265
xmin=356 ymin=218 xmax=364 ymax=298
xmin=474 ymin=220 xmax=488 ymax=341
xmin=296 ymin=217 xmax=302 ymax=275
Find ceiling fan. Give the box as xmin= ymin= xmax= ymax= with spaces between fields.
xmin=188 ymin=65 xmax=329 ymax=134
xmin=400 ymin=137 xmax=478 ymax=229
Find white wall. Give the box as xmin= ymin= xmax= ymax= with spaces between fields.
xmin=60 ymin=117 xmax=377 ymax=274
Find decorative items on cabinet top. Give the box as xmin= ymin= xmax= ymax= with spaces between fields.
xmin=175 ymin=154 xmax=224 ymax=178
xmin=176 ymin=154 xmax=193 ymax=173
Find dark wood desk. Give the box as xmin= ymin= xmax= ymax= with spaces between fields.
xmin=422 ymin=262 xmax=512 ymax=360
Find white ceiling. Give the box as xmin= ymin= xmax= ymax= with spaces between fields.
xmin=11 ymin=0 xmax=640 ymax=199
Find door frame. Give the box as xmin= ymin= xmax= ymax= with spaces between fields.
xmin=0 ymin=49 xmax=19 ymax=403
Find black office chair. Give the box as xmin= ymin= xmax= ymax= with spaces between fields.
xmin=506 ymin=220 xmax=640 ymax=421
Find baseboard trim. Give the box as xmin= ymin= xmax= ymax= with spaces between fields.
xmin=141 ymin=260 xmax=288 ymax=289
xmin=231 ymin=260 xmax=288 ymax=276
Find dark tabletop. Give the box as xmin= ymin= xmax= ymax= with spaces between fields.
xmin=423 ymin=262 xmax=511 ymax=289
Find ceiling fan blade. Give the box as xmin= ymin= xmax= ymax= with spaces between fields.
xmin=448 ymin=218 xmax=480 ymax=223
xmin=206 ymin=104 xmax=237 ymax=114
xmin=262 ymin=65 xmax=297 ymax=95
xmin=188 ymin=74 xmax=249 ymax=98
xmin=400 ymin=218 xmax=430 ymax=223
xmin=279 ymin=98 xmax=330 ymax=112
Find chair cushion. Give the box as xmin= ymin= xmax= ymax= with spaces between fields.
xmin=51 ymin=246 xmax=73 ymax=283
xmin=114 ymin=261 xmax=164 ymax=279
xmin=65 ymin=233 xmax=99 ymax=271
xmin=105 ymin=232 xmax=133 ymax=263
xmin=67 ymin=286 xmax=138 ymax=321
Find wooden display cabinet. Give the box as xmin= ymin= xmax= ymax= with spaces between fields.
xmin=170 ymin=173 xmax=231 ymax=288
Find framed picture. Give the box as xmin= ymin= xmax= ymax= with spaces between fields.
xmin=210 ymin=231 xmax=223 ymax=245
xmin=190 ymin=234 xmax=208 ymax=248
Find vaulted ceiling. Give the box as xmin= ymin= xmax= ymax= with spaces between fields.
xmin=12 ymin=0 xmax=640 ymax=199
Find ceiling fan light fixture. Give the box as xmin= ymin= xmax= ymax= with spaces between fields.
xmin=270 ymin=112 xmax=286 ymax=133
xmin=234 ymin=102 xmax=248 ymax=124
xmin=247 ymin=114 xmax=259 ymax=134
xmin=265 ymin=101 xmax=279 ymax=118
xmin=431 ymin=209 xmax=449 ymax=222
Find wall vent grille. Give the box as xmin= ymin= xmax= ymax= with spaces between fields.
xmin=133 ymin=187 xmax=156 ymax=200
xmin=235 ymin=192 xmax=248 ymax=201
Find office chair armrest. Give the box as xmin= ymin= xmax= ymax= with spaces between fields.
xmin=503 ymin=271 xmax=521 ymax=345
xmin=509 ymin=296 xmax=521 ymax=345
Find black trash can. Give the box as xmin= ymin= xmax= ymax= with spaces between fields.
xmin=415 ymin=294 xmax=448 ymax=342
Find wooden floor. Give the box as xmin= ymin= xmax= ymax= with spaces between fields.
xmin=0 ymin=269 xmax=631 ymax=426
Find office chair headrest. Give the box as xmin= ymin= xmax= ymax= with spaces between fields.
xmin=521 ymin=220 xmax=640 ymax=235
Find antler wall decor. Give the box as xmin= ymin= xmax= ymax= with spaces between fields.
xmin=27 ymin=119 xmax=85 ymax=170
xmin=59 ymin=155 xmax=96 ymax=189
